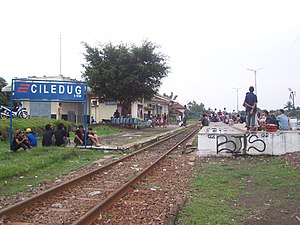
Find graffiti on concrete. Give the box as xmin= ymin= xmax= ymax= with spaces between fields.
xmin=217 ymin=134 xmax=244 ymax=154
xmin=216 ymin=133 xmax=266 ymax=154
xmin=247 ymin=134 xmax=266 ymax=152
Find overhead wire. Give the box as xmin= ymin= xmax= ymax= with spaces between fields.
xmin=264 ymin=32 xmax=300 ymax=69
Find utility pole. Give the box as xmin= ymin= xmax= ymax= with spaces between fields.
xmin=247 ymin=68 xmax=263 ymax=95
xmin=288 ymin=88 xmax=296 ymax=116
xmin=233 ymin=87 xmax=242 ymax=112
xmin=59 ymin=34 xmax=62 ymax=76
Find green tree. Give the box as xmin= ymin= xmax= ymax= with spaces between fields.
xmin=82 ymin=41 xmax=169 ymax=115
xmin=0 ymin=77 xmax=9 ymax=106
xmin=284 ymin=101 xmax=293 ymax=112
xmin=163 ymin=92 xmax=178 ymax=121
xmin=163 ymin=92 xmax=178 ymax=101
xmin=188 ymin=100 xmax=206 ymax=113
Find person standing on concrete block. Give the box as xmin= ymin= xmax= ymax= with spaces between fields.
xmin=243 ymin=86 xmax=258 ymax=132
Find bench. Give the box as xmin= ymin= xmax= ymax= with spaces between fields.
xmin=109 ymin=117 xmax=139 ymax=129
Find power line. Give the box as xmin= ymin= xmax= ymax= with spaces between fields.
xmin=265 ymin=32 xmax=300 ymax=69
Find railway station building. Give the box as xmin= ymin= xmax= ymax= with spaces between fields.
xmin=90 ymin=93 xmax=172 ymax=123
xmin=2 ymin=75 xmax=178 ymax=124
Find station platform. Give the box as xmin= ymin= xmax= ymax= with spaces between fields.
xmin=198 ymin=122 xmax=300 ymax=156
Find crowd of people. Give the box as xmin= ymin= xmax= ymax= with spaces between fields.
xmin=243 ymin=86 xmax=290 ymax=132
xmin=10 ymin=122 xmax=100 ymax=152
xmin=201 ymin=86 xmax=292 ymax=132
xmin=201 ymin=108 xmax=246 ymax=127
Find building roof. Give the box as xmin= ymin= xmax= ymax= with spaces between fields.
xmin=173 ymin=102 xmax=186 ymax=110
xmin=148 ymin=93 xmax=172 ymax=104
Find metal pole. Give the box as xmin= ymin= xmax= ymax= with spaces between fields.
xmin=9 ymin=79 xmax=14 ymax=148
xmin=233 ymin=88 xmax=241 ymax=112
xmin=83 ymin=81 xmax=88 ymax=150
xmin=254 ymin=70 xmax=257 ymax=95
xmin=142 ymin=96 xmax=144 ymax=120
xmin=247 ymin=68 xmax=262 ymax=95
xmin=237 ymin=89 xmax=239 ymax=112
xmin=289 ymin=88 xmax=296 ymax=116
xmin=293 ymin=95 xmax=295 ymax=116
xmin=59 ymin=34 xmax=62 ymax=75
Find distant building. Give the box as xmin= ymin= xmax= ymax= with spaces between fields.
xmin=90 ymin=93 xmax=172 ymax=123
xmin=2 ymin=75 xmax=185 ymax=125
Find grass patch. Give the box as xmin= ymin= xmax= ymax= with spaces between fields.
xmin=0 ymin=118 xmax=124 ymax=142
xmin=88 ymin=124 xmax=124 ymax=137
xmin=0 ymin=121 xmax=124 ymax=196
xmin=177 ymin=157 xmax=300 ymax=224
xmin=0 ymin=145 xmax=118 ymax=196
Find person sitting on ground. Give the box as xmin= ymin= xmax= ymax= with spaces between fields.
xmin=148 ymin=117 xmax=155 ymax=128
xmin=10 ymin=130 xmax=31 ymax=152
xmin=276 ymin=109 xmax=289 ymax=130
xmin=63 ymin=125 xmax=71 ymax=146
xmin=87 ymin=127 xmax=100 ymax=147
xmin=42 ymin=124 xmax=54 ymax=147
xmin=74 ymin=125 xmax=85 ymax=146
xmin=54 ymin=122 xmax=67 ymax=146
xmin=26 ymin=128 xmax=37 ymax=147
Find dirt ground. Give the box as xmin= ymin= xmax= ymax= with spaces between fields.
xmin=237 ymin=152 xmax=300 ymax=225
xmin=99 ymin=125 xmax=181 ymax=147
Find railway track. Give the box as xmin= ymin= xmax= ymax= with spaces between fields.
xmin=0 ymin=126 xmax=198 ymax=224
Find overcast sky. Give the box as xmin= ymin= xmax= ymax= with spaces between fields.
xmin=1 ymin=0 xmax=300 ymax=112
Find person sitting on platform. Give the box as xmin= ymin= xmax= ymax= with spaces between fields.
xmin=201 ymin=114 xmax=209 ymax=126
xmin=276 ymin=109 xmax=289 ymax=130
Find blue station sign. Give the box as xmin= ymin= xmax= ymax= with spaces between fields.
xmin=13 ymin=81 xmax=85 ymax=101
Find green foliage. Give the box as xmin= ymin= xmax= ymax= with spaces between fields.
xmin=284 ymin=101 xmax=293 ymax=112
xmin=188 ymin=100 xmax=206 ymax=113
xmin=163 ymin=92 xmax=178 ymax=101
xmin=0 ymin=77 xmax=9 ymax=106
xmin=0 ymin=118 xmax=125 ymax=142
xmin=88 ymin=124 xmax=124 ymax=136
xmin=0 ymin=146 xmax=111 ymax=195
xmin=82 ymin=40 xmax=170 ymax=115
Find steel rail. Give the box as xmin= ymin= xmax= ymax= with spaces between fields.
xmin=73 ymin=127 xmax=199 ymax=225
xmin=0 ymin=126 xmax=195 ymax=219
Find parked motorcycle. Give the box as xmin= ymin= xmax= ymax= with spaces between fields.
xmin=0 ymin=104 xmax=30 ymax=119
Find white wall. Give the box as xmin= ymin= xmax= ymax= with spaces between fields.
xmin=198 ymin=123 xmax=300 ymax=156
